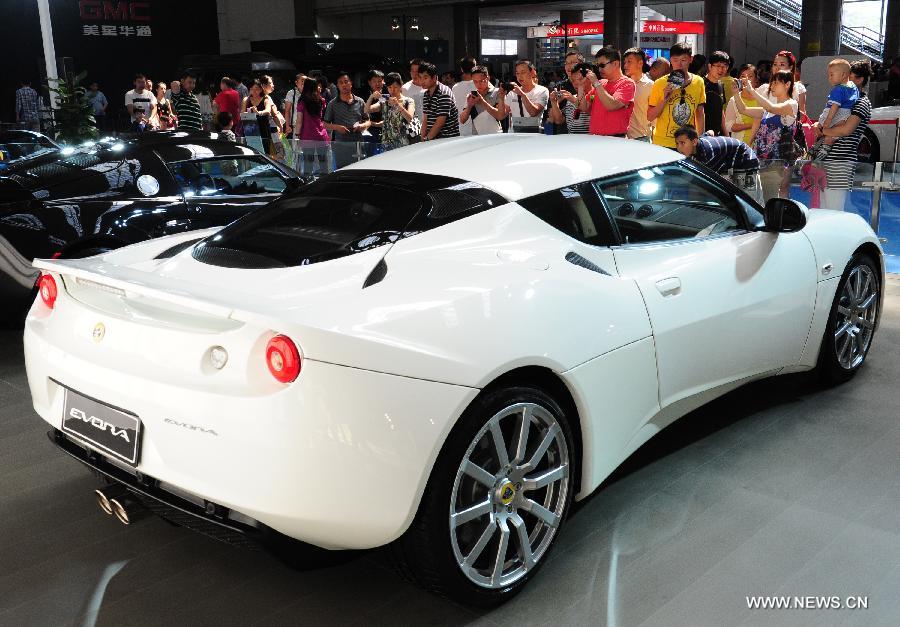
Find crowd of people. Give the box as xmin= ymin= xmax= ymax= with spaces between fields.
xmin=13 ymin=41 xmax=886 ymax=206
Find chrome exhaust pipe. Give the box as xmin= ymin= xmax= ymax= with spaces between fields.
xmin=95 ymin=484 xmax=128 ymax=516
xmin=109 ymin=493 xmax=149 ymax=525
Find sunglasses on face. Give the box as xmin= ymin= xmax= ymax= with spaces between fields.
xmin=596 ymin=62 xmax=608 ymax=69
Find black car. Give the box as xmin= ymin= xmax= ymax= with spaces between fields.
xmin=0 ymin=130 xmax=59 ymax=171
xmin=0 ymin=131 xmax=306 ymax=322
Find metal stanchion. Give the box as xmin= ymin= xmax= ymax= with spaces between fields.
xmin=861 ymin=118 xmax=900 ymax=237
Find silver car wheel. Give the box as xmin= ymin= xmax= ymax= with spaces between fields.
xmin=449 ymin=402 xmax=570 ymax=589
xmin=834 ymin=264 xmax=878 ymax=370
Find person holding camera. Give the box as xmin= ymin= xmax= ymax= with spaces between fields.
xmin=548 ymin=67 xmax=591 ymax=134
xmin=648 ymin=42 xmax=706 ymax=148
xmin=459 ymin=66 xmax=504 ymax=135
xmin=498 ymin=60 xmax=549 ymax=133
xmin=377 ymin=73 xmax=418 ymax=150
xmin=579 ymin=47 xmax=635 ymax=137
xmin=363 ymin=69 xmax=387 ymax=144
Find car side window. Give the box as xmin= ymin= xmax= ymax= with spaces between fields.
xmin=593 ymin=164 xmax=746 ymax=245
xmin=169 ymin=157 xmax=288 ymax=197
xmin=518 ymin=185 xmax=617 ymax=246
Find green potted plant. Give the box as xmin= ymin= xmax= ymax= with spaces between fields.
xmin=46 ymin=70 xmax=99 ymax=144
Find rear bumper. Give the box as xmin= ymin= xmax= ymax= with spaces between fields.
xmin=25 ymin=311 xmax=479 ymax=549
xmin=50 ymin=428 xmax=269 ymax=549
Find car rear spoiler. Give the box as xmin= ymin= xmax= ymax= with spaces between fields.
xmin=33 ymin=257 xmax=259 ymax=322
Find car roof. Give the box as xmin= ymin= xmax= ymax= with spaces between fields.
xmin=341 ymin=135 xmax=683 ymax=201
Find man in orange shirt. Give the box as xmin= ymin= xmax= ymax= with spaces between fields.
xmin=579 ymin=47 xmax=635 ymax=137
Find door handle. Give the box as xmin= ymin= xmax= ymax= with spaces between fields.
xmin=655 ymin=277 xmax=682 ymax=297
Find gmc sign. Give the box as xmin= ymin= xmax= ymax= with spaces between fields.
xmin=79 ymin=1 xmax=150 ymax=21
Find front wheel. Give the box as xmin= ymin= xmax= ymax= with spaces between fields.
xmin=391 ymin=386 xmax=575 ymax=607
xmin=817 ymin=253 xmax=880 ymax=383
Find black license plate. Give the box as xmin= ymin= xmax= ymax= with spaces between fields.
xmin=61 ymin=388 xmax=142 ymax=466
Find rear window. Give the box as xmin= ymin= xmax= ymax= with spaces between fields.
xmin=192 ymin=170 xmax=507 ymax=268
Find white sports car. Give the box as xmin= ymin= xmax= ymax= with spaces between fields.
xmin=24 ymin=135 xmax=883 ymax=606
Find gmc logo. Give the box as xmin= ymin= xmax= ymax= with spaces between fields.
xmin=79 ymin=1 xmax=151 ymax=21
xmin=69 ymin=407 xmax=131 ymax=442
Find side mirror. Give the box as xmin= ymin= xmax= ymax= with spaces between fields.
xmin=763 ymin=197 xmax=808 ymax=232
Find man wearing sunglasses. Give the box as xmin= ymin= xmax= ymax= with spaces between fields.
xmin=580 ymin=47 xmax=635 ymax=137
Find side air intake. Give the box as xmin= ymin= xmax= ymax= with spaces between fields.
xmin=565 ymin=251 xmax=611 ymax=276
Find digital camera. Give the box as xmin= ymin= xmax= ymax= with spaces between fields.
xmin=667 ymin=70 xmax=686 ymax=88
xmin=573 ymin=62 xmax=595 ymax=78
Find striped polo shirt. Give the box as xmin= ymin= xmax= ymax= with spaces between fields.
xmin=422 ymin=82 xmax=460 ymax=139
xmin=695 ymin=135 xmax=759 ymax=173
xmin=172 ymin=91 xmax=202 ymax=130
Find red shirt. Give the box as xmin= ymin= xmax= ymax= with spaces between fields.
xmin=214 ymin=88 xmax=242 ymax=135
xmin=588 ymin=75 xmax=635 ymax=136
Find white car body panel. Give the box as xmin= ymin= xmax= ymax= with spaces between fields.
xmin=612 ymin=230 xmax=818 ymax=408
xmin=867 ymin=105 xmax=900 ymax=162
xmin=22 ymin=136 xmax=884 ymax=551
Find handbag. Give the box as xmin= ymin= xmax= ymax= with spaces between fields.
xmin=778 ymin=120 xmax=802 ymax=163
xmin=401 ymin=100 xmax=421 ymax=141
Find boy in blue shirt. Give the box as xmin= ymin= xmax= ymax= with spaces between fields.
xmin=811 ymin=58 xmax=859 ymax=164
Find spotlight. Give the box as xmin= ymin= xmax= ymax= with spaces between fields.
xmin=410 ymin=17 xmax=419 ymax=30
xmin=423 ymin=35 xmax=429 ymax=40
xmin=333 ymin=32 xmax=339 ymax=39
xmin=391 ymin=17 xmax=400 ymax=31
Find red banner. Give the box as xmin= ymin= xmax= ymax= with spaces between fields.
xmin=545 ymin=20 xmax=704 ymax=37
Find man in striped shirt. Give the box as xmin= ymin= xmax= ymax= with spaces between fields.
xmin=418 ymin=61 xmax=460 ymax=141
xmin=675 ymin=125 xmax=762 ymax=202
xmin=171 ymin=72 xmax=203 ymax=131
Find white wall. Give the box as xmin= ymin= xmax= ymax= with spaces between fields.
xmin=217 ymin=0 xmax=297 ymax=53
xmin=729 ymin=12 xmax=798 ymax=66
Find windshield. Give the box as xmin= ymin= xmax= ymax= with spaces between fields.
xmin=169 ymin=157 xmax=290 ymax=196
xmin=192 ymin=170 xmax=507 ymax=269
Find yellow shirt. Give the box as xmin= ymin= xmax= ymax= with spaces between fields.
xmin=649 ymin=73 xmax=707 ymax=148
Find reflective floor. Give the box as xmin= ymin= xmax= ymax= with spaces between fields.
xmin=2 ymin=278 xmax=899 ymax=626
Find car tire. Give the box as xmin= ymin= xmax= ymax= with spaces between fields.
xmin=816 ymin=253 xmax=880 ymax=384
xmin=391 ymin=386 xmax=576 ymax=607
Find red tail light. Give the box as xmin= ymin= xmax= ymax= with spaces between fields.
xmin=37 ymin=274 xmax=58 ymax=309
xmin=266 ymin=335 xmax=301 ymax=383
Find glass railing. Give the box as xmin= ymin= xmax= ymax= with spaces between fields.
xmin=256 ymin=139 xmax=408 ymax=176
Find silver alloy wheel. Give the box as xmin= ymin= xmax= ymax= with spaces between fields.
xmin=449 ymin=402 xmax=570 ymax=589
xmin=834 ymin=264 xmax=878 ymax=370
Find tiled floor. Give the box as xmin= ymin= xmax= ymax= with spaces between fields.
xmin=1 ymin=278 xmax=898 ymax=626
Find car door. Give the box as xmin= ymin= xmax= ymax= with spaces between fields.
xmin=593 ymin=161 xmax=818 ymax=409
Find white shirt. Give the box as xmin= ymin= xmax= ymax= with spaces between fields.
xmin=504 ymin=84 xmax=549 ymax=133
xmin=627 ymin=74 xmax=654 ymax=139
xmin=402 ymin=81 xmax=425 ymax=122
xmin=284 ymin=89 xmax=301 ymax=137
xmin=470 ymin=86 xmax=502 ymax=136
xmin=124 ymin=89 xmax=156 ymax=122
xmin=757 ymin=81 xmax=806 ymax=99
xmin=451 ymin=79 xmax=476 ymax=136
